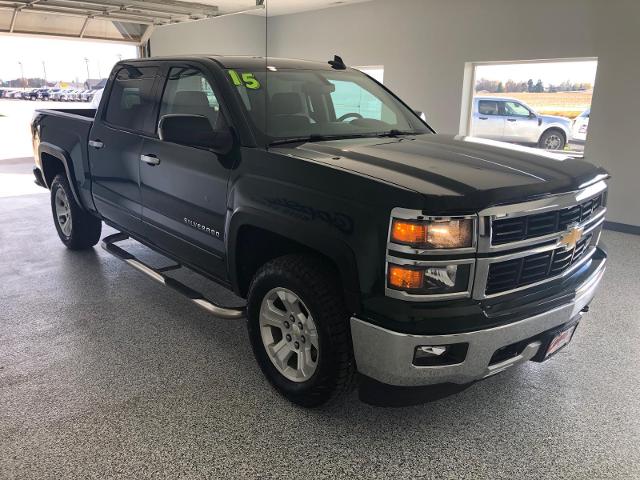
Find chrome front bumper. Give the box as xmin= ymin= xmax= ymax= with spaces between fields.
xmin=351 ymin=258 xmax=606 ymax=387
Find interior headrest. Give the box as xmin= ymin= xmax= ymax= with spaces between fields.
xmin=270 ymin=92 xmax=303 ymax=115
xmin=173 ymin=90 xmax=209 ymax=108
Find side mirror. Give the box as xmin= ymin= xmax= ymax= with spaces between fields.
xmin=159 ymin=114 xmax=233 ymax=154
xmin=413 ymin=110 xmax=427 ymax=122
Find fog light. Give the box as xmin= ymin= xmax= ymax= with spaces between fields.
xmin=413 ymin=343 xmax=469 ymax=366
xmin=417 ymin=345 xmax=448 ymax=357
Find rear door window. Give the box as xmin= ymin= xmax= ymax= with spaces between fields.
xmin=105 ymin=66 xmax=159 ymax=134
xmin=478 ymin=100 xmax=500 ymax=116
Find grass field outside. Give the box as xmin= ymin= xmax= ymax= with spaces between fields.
xmin=477 ymin=91 xmax=592 ymax=119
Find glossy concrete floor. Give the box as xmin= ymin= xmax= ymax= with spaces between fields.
xmin=2 ymin=188 xmax=639 ymax=479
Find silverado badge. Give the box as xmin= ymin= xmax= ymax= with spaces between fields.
xmin=558 ymin=225 xmax=584 ymax=251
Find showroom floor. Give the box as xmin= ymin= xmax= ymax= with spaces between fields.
xmin=2 ymin=188 xmax=639 ymax=479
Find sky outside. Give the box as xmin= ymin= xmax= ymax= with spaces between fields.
xmin=0 ymin=35 xmax=138 ymax=83
xmin=475 ymin=60 xmax=598 ymax=86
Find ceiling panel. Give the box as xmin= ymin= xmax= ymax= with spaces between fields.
xmin=0 ymin=0 xmax=264 ymax=43
xmin=0 ymin=0 xmax=373 ymax=44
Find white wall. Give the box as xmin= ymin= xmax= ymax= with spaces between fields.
xmin=151 ymin=0 xmax=640 ymax=227
xmin=150 ymin=13 xmax=265 ymax=57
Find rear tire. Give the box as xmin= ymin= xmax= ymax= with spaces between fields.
xmin=50 ymin=174 xmax=102 ymax=250
xmin=538 ymin=129 xmax=566 ymax=150
xmin=247 ymin=254 xmax=356 ymax=407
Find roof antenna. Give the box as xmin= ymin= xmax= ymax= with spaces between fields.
xmin=328 ymin=55 xmax=347 ymax=70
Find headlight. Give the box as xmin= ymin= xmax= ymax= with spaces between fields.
xmin=387 ymin=263 xmax=472 ymax=295
xmin=391 ymin=218 xmax=473 ymax=249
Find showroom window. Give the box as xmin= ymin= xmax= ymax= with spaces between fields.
xmin=464 ymin=59 xmax=598 ymax=154
xmin=105 ymin=66 xmax=158 ymax=134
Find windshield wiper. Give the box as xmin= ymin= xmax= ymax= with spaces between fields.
xmin=268 ymin=133 xmax=369 ymax=146
xmin=376 ymin=129 xmax=418 ymax=137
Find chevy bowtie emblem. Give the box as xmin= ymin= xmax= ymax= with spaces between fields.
xmin=558 ymin=226 xmax=584 ymax=251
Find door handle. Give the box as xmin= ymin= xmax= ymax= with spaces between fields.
xmin=140 ymin=154 xmax=160 ymax=166
xmin=89 ymin=139 xmax=104 ymax=149
xmin=479 ymin=116 xmax=488 ymax=120
xmin=507 ymin=118 xmax=517 ymax=122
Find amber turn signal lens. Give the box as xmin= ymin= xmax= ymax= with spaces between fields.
xmin=391 ymin=219 xmax=473 ymax=249
xmin=388 ymin=265 xmax=424 ymax=290
xmin=391 ymin=220 xmax=428 ymax=245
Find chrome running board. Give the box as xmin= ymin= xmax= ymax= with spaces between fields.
xmin=101 ymin=232 xmax=245 ymax=319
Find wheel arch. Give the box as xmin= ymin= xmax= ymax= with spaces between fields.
xmin=227 ymin=207 xmax=361 ymax=314
xmin=39 ymin=142 xmax=85 ymax=210
xmin=540 ymin=125 xmax=568 ymax=144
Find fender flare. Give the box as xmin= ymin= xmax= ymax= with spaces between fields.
xmin=38 ymin=142 xmax=85 ymax=210
xmin=226 ymin=207 xmax=361 ymax=313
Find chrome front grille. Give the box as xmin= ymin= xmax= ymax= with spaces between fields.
xmin=385 ymin=180 xmax=607 ymax=302
xmin=475 ymin=180 xmax=607 ymax=299
xmin=486 ymin=234 xmax=592 ymax=295
xmin=491 ymin=193 xmax=605 ymax=245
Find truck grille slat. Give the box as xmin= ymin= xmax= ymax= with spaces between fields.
xmin=486 ymin=235 xmax=593 ymax=295
xmin=492 ymin=193 xmax=604 ymax=245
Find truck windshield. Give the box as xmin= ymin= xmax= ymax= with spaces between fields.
xmin=226 ymin=68 xmax=430 ymax=145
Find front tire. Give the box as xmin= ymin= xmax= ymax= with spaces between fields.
xmin=539 ymin=129 xmax=566 ymax=150
xmin=50 ymin=174 xmax=102 ymax=250
xmin=247 ymin=254 xmax=356 ymax=407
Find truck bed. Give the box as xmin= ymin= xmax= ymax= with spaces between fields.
xmin=36 ymin=108 xmax=96 ymax=121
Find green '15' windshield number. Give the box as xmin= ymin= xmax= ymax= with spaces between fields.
xmin=228 ymin=70 xmax=261 ymax=89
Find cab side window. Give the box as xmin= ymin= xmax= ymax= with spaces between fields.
xmin=159 ymin=67 xmax=221 ymax=131
xmin=105 ymin=66 xmax=158 ymax=133
xmin=478 ymin=100 xmax=500 ymax=116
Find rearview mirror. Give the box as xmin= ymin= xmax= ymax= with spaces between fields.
xmin=159 ymin=114 xmax=233 ymax=154
xmin=413 ymin=110 xmax=427 ymax=122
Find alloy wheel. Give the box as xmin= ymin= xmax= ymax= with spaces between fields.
xmin=54 ymin=187 xmax=72 ymax=237
xmin=259 ymin=287 xmax=319 ymax=382
xmin=544 ymin=134 xmax=562 ymax=150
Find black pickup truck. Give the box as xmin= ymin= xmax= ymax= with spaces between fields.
xmin=32 ymin=56 xmax=608 ymax=407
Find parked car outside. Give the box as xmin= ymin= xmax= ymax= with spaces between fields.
xmin=37 ymin=89 xmax=51 ymax=100
xmin=470 ymin=96 xmax=573 ymax=150
xmin=89 ymin=88 xmax=103 ymax=108
xmin=58 ymin=90 xmax=75 ymax=102
xmin=27 ymin=88 xmax=46 ymax=100
xmin=22 ymin=89 xmax=38 ymax=100
xmin=571 ymin=108 xmax=590 ymax=144
xmin=49 ymin=88 xmax=60 ymax=99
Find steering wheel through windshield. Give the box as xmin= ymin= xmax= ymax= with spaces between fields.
xmin=337 ymin=112 xmax=363 ymax=122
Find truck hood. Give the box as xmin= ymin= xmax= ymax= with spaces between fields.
xmin=274 ymin=134 xmax=608 ymax=213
